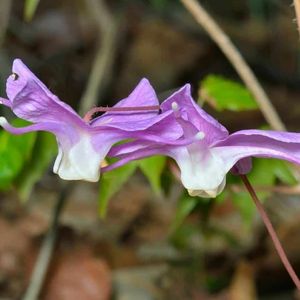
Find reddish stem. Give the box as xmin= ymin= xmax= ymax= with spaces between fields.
xmin=83 ymin=105 xmax=161 ymax=121
xmin=240 ymin=174 xmax=300 ymax=291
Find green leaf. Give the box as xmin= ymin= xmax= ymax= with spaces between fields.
xmin=272 ymin=160 xmax=297 ymax=185
xmin=7 ymin=119 xmax=36 ymax=160
xmin=15 ymin=132 xmax=56 ymax=201
xmin=232 ymin=191 xmax=256 ymax=227
xmin=200 ymin=75 xmax=258 ymax=111
xmin=98 ymin=162 xmax=137 ymax=218
xmin=170 ymin=193 xmax=198 ymax=232
xmin=0 ymin=149 xmax=24 ymax=190
xmin=139 ymin=155 xmax=166 ymax=195
xmin=24 ymin=0 xmax=40 ymax=22
xmin=231 ymin=159 xmax=275 ymax=226
xmin=249 ymin=158 xmax=296 ymax=187
xmin=231 ymin=158 xmax=297 ymax=225
xmin=148 ymin=0 xmax=169 ymax=10
xmin=0 ymin=120 xmax=36 ymax=190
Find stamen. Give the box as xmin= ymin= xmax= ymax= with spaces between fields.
xmin=171 ymin=102 xmax=179 ymax=111
xmin=84 ymin=105 xmax=161 ymax=122
xmin=195 ymin=131 xmax=205 ymax=140
xmin=0 ymin=117 xmax=8 ymax=126
xmin=11 ymin=73 xmax=19 ymax=81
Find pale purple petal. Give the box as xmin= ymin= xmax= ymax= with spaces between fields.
xmin=6 ymin=59 xmax=85 ymax=126
xmin=91 ymin=78 xmax=160 ymax=127
xmin=103 ymin=145 xmax=168 ymax=172
xmin=211 ymin=130 xmax=300 ymax=175
xmin=0 ymin=97 xmax=12 ymax=108
xmin=108 ymin=140 xmax=153 ymax=157
xmin=0 ymin=117 xmax=78 ymax=145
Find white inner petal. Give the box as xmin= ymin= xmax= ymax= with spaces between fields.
xmin=174 ymin=144 xmax=227 ymax=198
xmin=53 ymin=145 xmax=63 ymax=174
xmin=0 ymin=117 xmax=8 ymax=126
xmin=188 ymin=177 xmax=226 ymax=198
xmin=53 ymin=134 xmax=103 ymax=182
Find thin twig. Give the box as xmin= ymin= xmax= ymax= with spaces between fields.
xmin=294 ymin=0 xmax=300 ymax=37
xmin=181 ymin=0 xmax=286 ymax=131
xmin=79 ymin=0 xmax=119 ymax=114
xmin=0 ymin=0 xmax=12 ymax=46
xmin=22 ymin=185 xmax=70 ymax=300
xmin=22 ymin=2 xmax=118 ymax=297
xmin=240 ymin=175 xmax=300 ymax=291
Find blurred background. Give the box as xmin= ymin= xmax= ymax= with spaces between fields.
xmin=1 ymin=0 xmax=300 ymax=299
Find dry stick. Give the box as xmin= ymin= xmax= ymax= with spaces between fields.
xmin=23 ymin=2 xmax=118 ymax=298
xmin=79 ymin=0 xmax=119 ymax=114
xmin=22 ymin=185 xmax=70 ymax=300
xmin=181 ymin=0 xmax=285 ymax=131
xmin=294 ymin=0 xmax=300 ymax=35
xmin=240 ymin=175 xmax=300 ymax=291
xmin=181 ymin=0 xmax=300 ymax=287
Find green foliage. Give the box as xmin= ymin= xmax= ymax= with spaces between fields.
xmin=0 ymin=119 xmax=36 ymax=190
xmin=98 ymin=162 xmax=138 ymax=218
xmin=0 ymin=119 xmax=56 ymax=198
xmin=231 ymin=158 xmax=296 ymax=225
xmin=15 ymin=132 xmax=56 ymax=201
xmin=200 ymin=75 xmax=258 ymax=111
xmin=139 ymin=155 xmax=166 ymax=195
xmin=171 ymin=192 xmax=198 ymax=233
xmin=148 ymin=0 xmax=170 ymax=10
xmin=170 ymin=223 xmax=199 ymax=249
xmin=24 ymin=0 xmax=40 ymax=22
xmin=99 ymin=155 xmax=167 ymax=218
xmin=232 ymin=191 xmax=256 ymax=226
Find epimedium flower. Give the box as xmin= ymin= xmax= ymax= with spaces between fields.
xmin=106 ymin=84 xmax=300 ymax=198
xmin=0 ymin=59 xmax=186 ymax=182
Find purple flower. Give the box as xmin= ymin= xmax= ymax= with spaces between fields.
xmin=0 ymin=59 xmax=180 ymax=181
xmin=107 ymin=85 xmax=300 ymax=198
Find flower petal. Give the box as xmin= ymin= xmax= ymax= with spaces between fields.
xmin=0 ymin=116 xmax=124 ymax=182
xmin=103 ymin=145 xmax=167 ymax=172
xmin=54 ymin=132 xmax=120 ymax=181
xmin=169 ymin=143 xmax=227 ymax=197
xmin=109 ymin=139 xmax=228 ymax=198
xmin=0 ymin=97 xmax=12 ymax=108
xmin=7 ymin=59 xmax=85 ymax=126
xmin=214 ymin=129 xmax=300 ymax=175
xmin=92 ymin=78 xmax=160 ymax=128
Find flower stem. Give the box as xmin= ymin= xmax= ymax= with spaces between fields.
xmin=240 ymin=174 xmax=300 ymax=291
xmin=84 ymin=105 xmax=161 ymax=121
